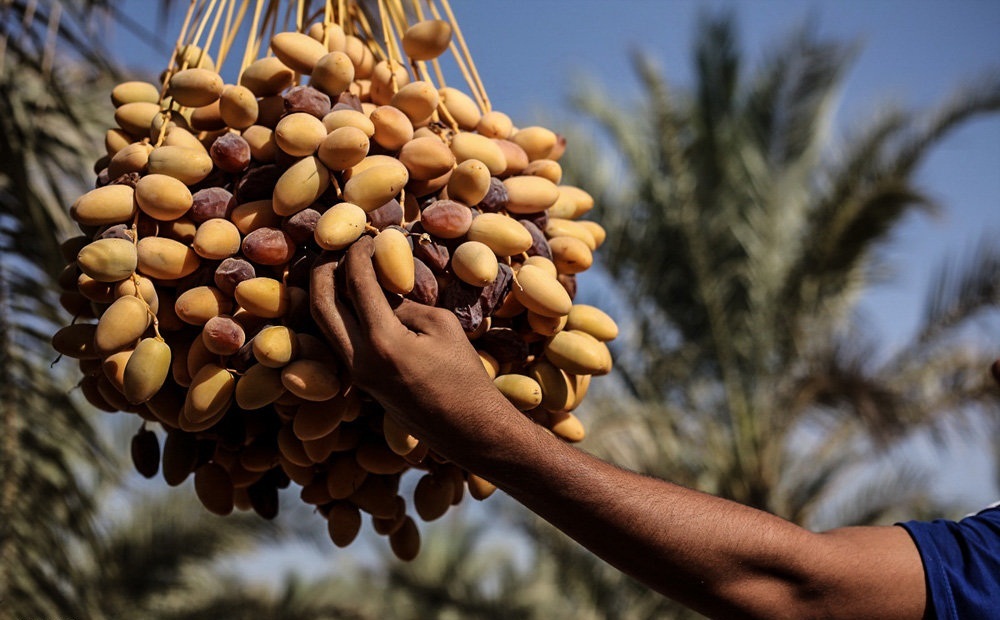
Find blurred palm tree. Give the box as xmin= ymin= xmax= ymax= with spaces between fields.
xmin=375 ymin=516 xmax=552 ymax=619
xmin=81 ymin=491 xmax=281 ymax=618
xmin=0 ymin=2 xmax=293 ymax=618
xmin=569 ymin=10 xmax=1000 ymax=520
xmin=1 ymin=1 xmax=133 ymax=616
xmin=524 ymin=11 xmax=1000 ymax=616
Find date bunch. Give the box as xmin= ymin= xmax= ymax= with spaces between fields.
xmin=52 ymin=18 xmax=617 ymax=560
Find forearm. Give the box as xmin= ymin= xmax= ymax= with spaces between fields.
xmin=312 ymin=242 xmax=925 ymax=618
xmin=441 ymin=394 xmax=926 ymax=620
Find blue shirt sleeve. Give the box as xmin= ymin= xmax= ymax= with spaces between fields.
xmin=900 ymin=504 xmax=1000 ymax=620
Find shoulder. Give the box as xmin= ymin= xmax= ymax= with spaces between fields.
xmin=965 ymin=501 xmax=1000 ymax=516
xmin=900 ymin=504 xmax=1000 ymax=620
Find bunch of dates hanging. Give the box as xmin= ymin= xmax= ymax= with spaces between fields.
xmin=52 ymin=15 xmax=617 ymax=561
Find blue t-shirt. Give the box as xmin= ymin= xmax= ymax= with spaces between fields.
xmin=900 ymin=503 xmax=1000 ymax=620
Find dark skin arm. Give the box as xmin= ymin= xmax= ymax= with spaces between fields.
xmin=311 ymin=237 xmax=929 ymax=620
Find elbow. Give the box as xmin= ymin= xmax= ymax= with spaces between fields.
xmin=711 ymin=528 xmax=924 ymax=620
xmin=704 ymin=534 xmax=862 ymax=620
xmin=706 ymin=576 xmax=838 ymax=620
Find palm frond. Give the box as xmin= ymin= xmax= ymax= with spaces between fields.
xmin=892 ymin=69 xmax=1000 ymax=178
xmin=378 ymin=515 xmax=547 ymax=619
xmin=691 ymin=10 xmax=739 ymax=202
xmin=158 ymin=573 xmax=379 ymax=620
xmin=796 ymin=181 xmax=936 ymax=324
xmin=87 ymin=491 xmax=281 ymax=617
xmin=0 ymin=220 xmax=109 ymax=620
xmin=811 ymin=459 xmax=935 ymax=530
xmin=788 ymin=73 xmax=1000 ymax=326
xmin=562 ymin=6 xmax=1000 ymax=540
xmin=742 ymin=19 xmax=857 ymax=169
xmin=916 ymin=233 xmax=1000 ymax=344
xmin=785 ymin=327 xmax=912 ymax=438
xmin=0 ymin=58 xmax=112 ymax=275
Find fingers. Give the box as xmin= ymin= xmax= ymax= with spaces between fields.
xmin=342 ymin=236 xmax=402 ymax=338
xmin=310 ymin=252 xmax=359 ymax=363
xmin=394 ymin=299 xmax=460 ymax=335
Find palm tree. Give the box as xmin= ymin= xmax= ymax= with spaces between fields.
xmin=375 ymin=515 xmax=556 ymax=619
xmin=78 ymin=489 xmax=366 ymax=620
xmin=0 ymin=2 xmax=127 ymax=615
xmin=569 ymin=10 xmax=999 ymax=520
xmin=0 ymin=3 xmax=294 ymax=617
xmin=0 ymin=228 xmax=108 ymax=620
xmin=513 ymin=11 xmax=1000 ymax=617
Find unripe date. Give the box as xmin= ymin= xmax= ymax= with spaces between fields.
xmin=273 ymin=156 xmax=330 ymax=217
xmin=234 ymin=277 xmax=289 ymax=318
xmin=398 ymin=136 xmax=455 ymax=180
xmin=175 ymin=286 xmax=231 ymax=325
xmin=77 ymin=238 xmax=137 ymax=282
xmin=451 ymin=241 xmax=498 ymax=287
xmin=184 ymin=363 xmax=235 ymax=424
xmin=71 ymin=185 xmax=136 ymax=226
xmin=373 ymin=229 xmax=414 ymax=294
xmin=252 ymin=325 xmax=299 ymax=368
xmin=318 ymin=125 xmax=369 ymax=171
xmin=275 ymin=112 xmax=327 ymax=157
xmin=467 ymin=213 xmax=533 ymax=257
xmin=193 ymin=218 xmax=241 ymax=260
xmin=402 ymin=19 xmax=452 ymax=61
xmin=123 ymin=337 xmax=172 ymax=404
xmin=343 ymin=164 xmax=409 ymax=212
xmin=315 ymin=202 xmax=366 ymax=250
xmin=447 ymin=159 xmax=491 ymax=206
xmin=512 ymin=264 xmax=571 ymax=318
xmin=137 ymin=237 xmax=201 ymax=280
xmin=95 ymin=295 xmax=151 ymax=354
xmin=281 ymin=359 xmax=341 ymax=401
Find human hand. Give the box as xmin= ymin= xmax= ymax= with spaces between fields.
xmin=310 ymin=236 xmax=514 ymax=460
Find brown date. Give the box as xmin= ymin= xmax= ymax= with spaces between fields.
xmin=367 ymin=199 xmax=403 ymax=230
xmin=406 ymin=258 xmax=439 ymax=306
xmin=214 ymin=257 xmax=256 ymax=295
xmin=210 ymin=133 xmax=252 ymax=174
xmin=190 ymin=187 xmax=235 ymax=223
xmin=283 ymin=85 xmax=332 ymax=118
xmin=241 ymin=227 xmax=297 ymax=266
xmin=477 ymin=177 xmax=509 ymax=212
xmin=283 ymin=208 xmax=321 ymax=245
xmin=419 ymin=200 xmax=473 ymax=239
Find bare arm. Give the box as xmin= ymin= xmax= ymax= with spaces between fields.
xmin=311 ymin=238 xmax=928 ymax=620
